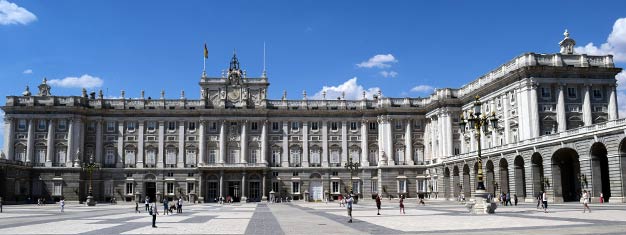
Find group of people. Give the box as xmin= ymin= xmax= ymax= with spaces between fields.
xmin=497 ymin=192 xmax=518 ymax=206
xmin=137 ymin=196 xmax=185 ymax=228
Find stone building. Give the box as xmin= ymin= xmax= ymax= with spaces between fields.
xmin=1 ymin=31 xmax=625 ymax=204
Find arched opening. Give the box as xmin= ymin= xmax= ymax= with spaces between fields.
xmin=531 ymin=153 xmax=544 ymax=197
xmin=499 ymin=158 xmax=510 ymax=195
xmin=590 ymin=142 xmax=610 ymax=202
xmin=443 ymin=167 xmax=451 ymax=199
xmin=620 ymin=138 xmax=626 ymax=202
xmin=453 ymin=166 xmax=460 ymax=198
xmin=473 ymin=162 xmax=479 ymax=190
xmin=486 ymin=160 xmax=495 ymax=194
xmin=514 ymin=155 xmax=526 ymax=198
xmin=463 ymin=164 xmax=471 ymax=198
xmin=309 ymin=173 xmax=323 ymax=202
xmin=552 ymin=148 xmax=581 ymax=202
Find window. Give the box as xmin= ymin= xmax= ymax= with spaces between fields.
xmin=330 ymin=149 xmax=340 ymax=164
xmin=228 ymin=149 xmax=240 ymax=163
xmin=289 ymin=148 xmax=301 ymax=166
xmin=369 ymin=149 xmax=378 ymax=164
xmin=187 ymin=183 xmax=195 ymax=194
xmin=395 ymin=148 xmax=405 ymax=163
xmin=350 ymin=149 xmax=360 ymax=163
xmin=251 ymin=122 xmax=258 ymax=131
xmin=510 ymin=92 xmax=515 ymax=102
xmin=127 ymin=122 xmax=136 ymax=132
xmin=310 ymin=148 xmax=321 ymax=165
xmin=330 ymin=122 xmax=338 ymax=131
xmin=395 ymin=120 xmax=402 ymax=130
xmin=272 ymin=150 xmax=281 ymax=166
xmin=168 ymin=122 xmax=176 ymax=131
xmin=272 ymin=122 xmax=280 ymax=131
xmin=36 ymin=149 xmax=46 ymax=164
xmin=58 ymin=120 xmax=67 ymax=130
xmin=38 ymin=120 xmax=46 ymax=130
xmin=594 ymin=106 xmax=606 ymax=112
xmin=53 ymin=182 xmax=62 ymax=196
xmin=311 ymin=122 xmax=319 ymax=131
xmin=292 ymin=172 xmax=299 ymax=176
xmin=352 ymin=181 xmax=360 ymax=194
xmin=541 ymin=87 xmax=551 ymax=98
xmin=291 ymin=122 xmax=299 ymax=131
xmin=104 ymin=181 xmax=113 ymax=196
xmin=371 ymin=181 xmax=378 ymax=193
xmin=272 ymin=182 xmax=279 ymax=193
xmin=167 ymin=183 xmax=174 ymax=195
xmin=369 ymin=122 xmax=377 ymax=130
xmin=413 ymin=120 xmax=422 ymax=129
xmin=188 ymin=173 xmax=194 ymax=177
xmin=210 ymin=122 xmax=217 ymax=131
xmin=166 ymin=148 xmax=177 ymax=166
xmin=332 ymin=171 xmax=338 ymax=176
xmin=146 ymin=149 xmax=156 ymax=166
xmin=147 ymin=121 xmax=156 ymax=131
xmin=208 ymin=149 xmax=217 ymax=164
xmin=249 ymin=148 xmax=258 ymax=163
xmin=167 ymin=172 xmax=174 ymax=177
xmin=332 ymin=181 xmax=340 ymax=193
xmin=107 ymin=121 xmax=116 ymax=132
xmin=292 ymin=182 xmax=300 ymax=194
xmin=272 ymin=171 xmax=279 ymax=177
xmin=593 ymin=89 xmax=602 ymax=99
xmin=398 ymin=180 xmax=407 ymax=193
xmin=55 ymin=148 xmax=66 ymax=164
xmin=350 ymin=122 xmax=357 ymax=131
xmin=18 ymin=119 xmax=27 ymax=130
xmin=125 ymin=182 xmax=133 ymax=195
xmin=125 ymin=149 xmax=135 ymax=165
xmin=126 ymin=173 xmax=133 ymax=177
xmin=105 ymin=148 xmax=116 ymax=165
xmin=87 ymin=122 xmax=96 ymax=132
xmin=188 ymin=122 xmax=196 ymax=131
xmin=567 ymin=87 xmax=577 ymax=98
xmin=186 ymin=149 xmax=197 ymax=166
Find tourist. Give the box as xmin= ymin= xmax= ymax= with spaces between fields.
xmin=514 ymin=194 xmax=518 ymax=206
xmin=375 ymin=194 xmax=382 ymax=215
xmin=150 ymin=202 xmax=159 ymax=228
xmin=163 ymin=198 xmax=169 ymax=215
xmin=60 ymin=198 xmax=65 ymax=213
xmin=600 ymin=192 xmax=604 ymax=203
xmin=582 ymin=190 xmax=591 ymax=213
xmin=177 ymin=197 xmax=183 ymax=213
xmin=346 ymin=194 xmax=354 ymax=223
xmin=419 ymin=197 xmax=425 ymax=206
xmin=135 ymin=201 xmax=140 ymax=213
xmin=145 ymin=197 xmax=150 ymax=212
xmin=338 ymin=194 xmax=344 ymax=207
xmin=542 ymin=191 xmax=548 ymax=213
xmin=536 ymin=193 xmax=542 ymax=209
xmin=506 ymin=192 xmax=511 ymax=206
xmin=399 ymin=195 xmax=405 ymax=214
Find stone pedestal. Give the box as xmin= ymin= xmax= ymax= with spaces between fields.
xmin=86 ymin=195 xmax=96 ymax=206
xmin=156 ymin=191 xmax=162 ymax=203
xmin=466 ymin=190 xmax=497 ymax=214
xmin=241 ymin=196 xmax=247 ymax=203
xmin=198 ymin=196 xmax=204 ymax=203
xmin=261 ymin=195 xmax=268 ymax=202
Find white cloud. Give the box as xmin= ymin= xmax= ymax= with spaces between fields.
xmin=380 ymin=70 xmax=398 ymax=78
xmin=410 ymin=85 xmax=435 ymax=93
xmin=356 ymin=54 xmax=397 ymax=68
xmin=22 ymin=69 xmax=32 ymax=74
xmin=0 ymin=0 xmax=37 ymax=25
xmin=575 ymin=18 xmax=626 ymax=62
xmin=311 ymin=77 xmax=380 ymax=100
xmin=48 ymin=74 xmax=104 ymax=89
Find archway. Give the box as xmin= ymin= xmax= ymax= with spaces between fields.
xmin=620 ymin=138 xmax=626 ymax=202
xmin=473 ymin=162 xmax=479 ymax=190
xmin=552 ymin=148 xmax=581 ymax=202
xmin=531 ymin=153 xmax=544 ymax=197
xmin=443 ymin=167 xmax=451 ymax=199
xmin=453 ymin=166 xmax=460 ymax=198
xmin=463 ymin=164 xmax=471 ymax=198
xmin=514 ymin=155 xmax=526 ymax=198
xmin=486 ymin=160 xmax=495 ymax=194
xmin=499 ymin=158 xmax=510 ymax=195
xmin=590 ymin=142 xmax=610 ymax=202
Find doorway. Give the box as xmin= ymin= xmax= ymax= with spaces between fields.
xmin=227 ymin=181 xmax=241 ymax=202
xmin=310 ymin=181 xmax=323 ymax=201
xmin=207 ymin=182 xmax=218 ymax=202
xmin=145 ymin=182 xmax=156 ymax=203
xmin=249 ymin=182 xmax=260 ymax=202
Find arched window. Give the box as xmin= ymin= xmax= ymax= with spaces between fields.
xmin=105 ymin=147 xmax=116 ymax=165
xmin=124 ymin=147 xmax=136 ymax=166
xmin=166 ymin=147 xmax=177 ymax=167
xmin=145 ymin=148 xmax=156 ymax=167
xmin=15 ymin=144 xmax=26 ymax=162
xmin=36 ymin=146 xmax=46 ymax=165
xmin=330 ymin=147 xmax=340 ymax=166
xmin=271 ymin=148 xmax=281 ymax=167
xmin=228 ymin=148 xmax=240 ymax=164
xmin=55 ymin=145 xmax=66 ymax=166
xmin=186 ymin=148 xmax=197 ymax=166
xmin=369 ymin=148 xmax=378 ymax=164
xmin=208 ymin=147 xmax=217 ymax=164
xmin=289 ymin=147 xmax=301 ymax=167
xmin=249 ymin=148 xmax=259 ymax=163
xmin=309 ymin=146 xmax=321 ymax=166
xmin=395 ymin=147 xmax=405 ymax=164
xmin=349 ymin=147 xmax=360 ymax=163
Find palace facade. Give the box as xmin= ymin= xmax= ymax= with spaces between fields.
xmin=1 ymin=31 xmax=625 ymax=204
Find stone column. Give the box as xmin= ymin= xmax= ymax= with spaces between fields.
xmin=117 ymin=121 xmax=124 ymax=168
xmin=3 ymin=117 xmax=14 ymax=160
xmin=219 ymin=120 xmax=226 ymax=164
xmin=137 ymin=121 xmax=144 ymax=168
xmin=241 ymin=121 xmax=248 ymax=164
xmin=582 ymin=84 xmax=593 ymax=126
xmin=26 ymin=119 xmax=35 ymax=163
xmin=198 ymin=121 xmax=206 ymax=165
xmin=178 ymin=121 xmax=185 ymax=168
xmin=490 ymin=100 xmax=497 ymax=147
xmin=45 ymin=119 xmax=55 ymax=166
xmin=66 ymin=119 xmax=74 ymax=166
xmin=385 ymin=117 xmax=394 ymax=165
xmin=302 ymin=121 xmax=309 ymax=167
xmin=262 ymin=173 xmax=267 ymax=201
xmin=95 ymin=120 xmax=103 ymax=165
xmin=76 ymin=118 xmax=84 ymax=167
xmin=341 ymin=121 xmax=348 ymax=164
xmin=556 ymin=84 xmax=567 ymax=132
xmin=322 ymin=121 xmax=329 ymax=167
xmin=608 ymin=84 xmax=618 ymax=120
xmin=282 ymin=121 xmax=289 ymax=167
xmin=241 ymin=172 xmax=247 ymax=202
xmin=502 ymin=94 xmax=510 ymax=144
xmin=405 ymin=119 xmax=413 ymax=165
xmin=158 ymin=121 xmax=164 ymax=168
xmin=530 ymin=83 xmax=540 ymax=137
xmin=261 ymin=121 xmax=268 ymax=164
xmin=444 ymin=113 xmax=453 ymax=156
xmin=219 ymin=171 xmax=224 ymax=197
xmin=360 ymin=119 xmax=369 ymax=166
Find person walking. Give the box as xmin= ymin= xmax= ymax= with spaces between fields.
xmin=542 ymin=191 xmax=548 ymax=213
xmin=346 ymin=194 xmax=354 ymax=223
xmin=513 ymin=194 xmax=518 ymax=206
xmin=338 ymin=194 xmax=344 ymax=207
xmin=600 ymin=192 xmax=604 ymax=203
xmin=150 ymin=202 xmax=159 ymax=228
xmin=375 ymin=194 xmax=382 ymax=215
xmin=145 ymin=197 xmax=150 ymax=212
xmin=60 ymin=198 xmax=65 ymax=213
xmin=135 ymin=201 xmax=140 ymax=213
xmin=399 ymin=195 xmax=405 ymax=214
xmin=177 ymin=197 xmax=183 ymax=213
xmin=536 ymin=193 xmax=542 ymax=209
xmin=163 ymin=198 xmax=169 ymax=215
xmin=582 ymin=190 xmax=591 ymax=213
xmin=506 ymin=192 xmax=511 ymax=206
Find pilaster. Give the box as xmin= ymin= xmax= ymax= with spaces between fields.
xmin=608 ymin=84 xmax=618 ymax=120
xmin=582 ymin=84 xmax=593 ymax=126
xmin=282 ymin=121 xmax=289 ymax=167
xmin=158 ymin=121 xmax=164 ymax=168
xmin=302 ymin=121 xmax=309 ymax=167
xmin=404 ymin=119 xmax=414 ymax=165
xmin=556 ymin=83 xmax=567 ymax=132
xmin=322 ymin=121 xmax=329 ymax=167
xmin=241 ymin=121 xmax=248 ymax=164
xmin=137 ymin=121 xmax=144 ymax=168
xmin=45 ymin=119 xmax=55 ymax=166
xmin=341 ymin=121 xmax=348 ymax=164
xmin=219 ymin=120 xmax=226 ymax=164
xmin=360 ymin=119 xmax=369 ymax=166
xmin=26 ymin=119 xmax=34 ymax=163
xmin=178 ymin=121 xmax=185 ymax=168
xmin=198 ymin=121 xmax=206 ymax=165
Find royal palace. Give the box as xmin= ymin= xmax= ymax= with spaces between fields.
xmin=1 ymin=31 xmax=625 ymax=204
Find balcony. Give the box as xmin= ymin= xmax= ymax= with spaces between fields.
xmin=330 ymin=163 xmax=341 ymax=167
xmin=310 ymin=163 xmax=321 ymax=167
xmin=395 ymin=161 xmax=407 ymax=165
xmin=51 ymin=162 xmax=66 ymax=167
xmin=289 ymin=163 xmax=301 ymax=167
xmin=145 ymin=164 xmax=156 ymax=168
xmin=165 ymin=164 xmax=177 ymax=168
xmin=33 ymin=162 xmax=45 ymax=167
xmin=125 ymin=164 xmax=136 ymax=168
xmin=185 ymin=164 xmax=196 ymax=168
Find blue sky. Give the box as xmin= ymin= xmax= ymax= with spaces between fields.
xmin=1 ymin=0 xmax=626 ymax=152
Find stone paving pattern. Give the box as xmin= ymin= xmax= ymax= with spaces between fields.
xmin=1 ymin=199 xmax=626 ymax=234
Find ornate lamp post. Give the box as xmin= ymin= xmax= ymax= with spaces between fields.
xmin=344 ymin=155 xmax=360 ymax=201
xmin=459 ymin=96 xmax=499 ymax=213
xmin=82 ymin=154 xmax=100 ymax=206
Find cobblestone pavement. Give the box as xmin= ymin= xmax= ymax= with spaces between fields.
xmin=1 ymin=200 xmax=626 ymax=234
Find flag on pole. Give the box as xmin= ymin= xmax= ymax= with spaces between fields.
xmin=204 ymin=43 xmax=208 ymax=59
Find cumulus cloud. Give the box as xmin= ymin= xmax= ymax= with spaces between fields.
xmin=0 ymin=0 xmax=37 ymax=25
xmin=356 ymin=54 xmax=397 ymax=68
xmin=410 ymin=85 xmax=435 ymax=93
xmin=22 ymin=69 xmax=32 ymax=74
xmin=380 ymin=70 xmax=398 ymax=78
xmin=48 ymin=74 xmax=104 ymax=89
xmin=575 ymin=18 xmax=626 ymax=62
xmin=311 ymin=77 xmax=381 ymax=100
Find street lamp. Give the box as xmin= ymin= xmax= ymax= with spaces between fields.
xmin=344 ymin=155 xmax=360 ymax=199
xmin=82 ymin=154 xmax=100 ymax=206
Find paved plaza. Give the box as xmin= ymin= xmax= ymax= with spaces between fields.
xmin=1 ymin=200 xmax=626 ymax=234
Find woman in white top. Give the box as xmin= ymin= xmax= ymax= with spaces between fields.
xmin=582 ymin=190 xmax=591 ymax=213
xmin=60 ymin=198 xmax=65 ymax=213
xmin=542 ymin=191 xmax=548 ymax=213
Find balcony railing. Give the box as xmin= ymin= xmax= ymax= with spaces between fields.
xmin=309 ymin=163 xmax=321 ymax=167
xmin=330 ymin=163 xmax=341 ymax=167
xmin=289 ymin=163 xmax=301 ymax=167
xmin=125 ymin=164 xmax=136 ymax=168
xmin=51 ymin=162 xmax=66 ymax=167
xmin=165 ymin=164 xmax=177 ymax=168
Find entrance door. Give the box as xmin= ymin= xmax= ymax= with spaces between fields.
xmin=310 ymin=181 xmax=323 ymax=201
xmin=207 ymin=182 xmax=218 ymax=202
xmin=228 ymin=181 xmax=241 ymax=202
xmin=145 ymin=182 xmax=156 ymax=203
xmin=249 ymin=182 xmax=260 ymax=202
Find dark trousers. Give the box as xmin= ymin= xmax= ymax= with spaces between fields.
xmin=178 ymin=205 xmax=182 ymax=213
xmin=145 ymin=204 xmax=149 ymax=211
xmin=152 ymin=215 xmax=157 ymax=227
